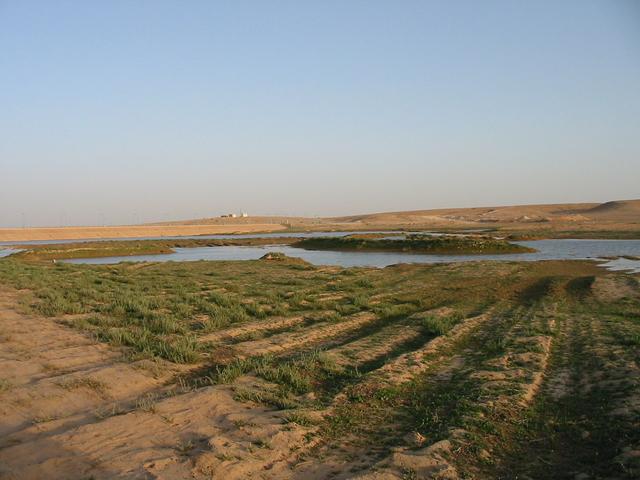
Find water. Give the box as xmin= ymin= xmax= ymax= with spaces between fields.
xmin=0 ymin=249 xmax=18 ymax=258
xmin=61 ymin=239 xmax=640 ymax=272
xmin=0 ymin=230 xmax=412 ymax=247
xmin=598 ymin=258 xmax=640 ymax=273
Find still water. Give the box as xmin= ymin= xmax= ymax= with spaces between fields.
xmin=60 ymin=239 xmax=640 ymax=272
xmin=0 ymin=231 xmax=412 ymax=247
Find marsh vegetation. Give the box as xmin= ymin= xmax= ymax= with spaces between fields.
xmin=293 ymin=234 xmax=535 ymax=254
xmin=11 ymin=237 xmax=300 ymax=261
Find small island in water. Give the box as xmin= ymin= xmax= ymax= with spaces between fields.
xmin=293 ymin=234 xmax=535 ymax=255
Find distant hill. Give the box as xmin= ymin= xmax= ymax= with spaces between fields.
xmin=157 ymin=199 xmax=640 ymax=235
xmin=559 ymin=200 xmax=640 ymax=221
xmin=6 ymin=199 xmax=636 ymax=243
xmin=330 ymin=200 xmax=640 ymax=228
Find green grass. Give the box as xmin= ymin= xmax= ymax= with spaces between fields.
xmin=0 ymin=378 xmax=12 ymax=393
xmin=210 ymin=349 xmax=341 ymax=397
xmin=233 ymin=387 xmax=300 ymax=410
xmin=0 ymin=238 xmax=636 ymax=478
xmin=56 ymin=376 xmax=108 ymax=394
xmin=0 ymin=252 xmax=516 ymax=363
xmin=420 ymin=312 xmax=463 ymax=336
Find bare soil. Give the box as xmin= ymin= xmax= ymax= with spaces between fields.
xmin=0 ymin=224 xmax=285 ymax=242
xmin=6 ymin=198 xmax=637 ymax=243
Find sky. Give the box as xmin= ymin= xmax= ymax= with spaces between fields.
xmin=1 ymin=0 xmax=639 ymax=227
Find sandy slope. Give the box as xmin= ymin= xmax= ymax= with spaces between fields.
xmin=329 ymin=199 xmax=640 ymax=228
xmin=155 ymin=199 xmax=640 ymax=234
xmin=2 ymin=200 xmax=638 ymax=242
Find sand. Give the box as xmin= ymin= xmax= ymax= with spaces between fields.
xmin=1 ymin=265 xmax=639 ymax=478
xmin=3 ymin=200 xmax=638 ymax=242
xmin=0 ymin=224 xmax=286 ymax=242
xmin=156 ymin=199 xmax=640 ymax=235
xmin=0 ymin=287 xmax=315 ymax=480
xmin=328 ymin=199 xmax=640 ymax=231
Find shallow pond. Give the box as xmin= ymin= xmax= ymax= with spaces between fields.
xmin=61 ymin=239 xmax=640 ymax=272
xmin=0 ymin=231 xmax=410 ymax=247
xmin=0 ymin=249 xmax=19 ymax=258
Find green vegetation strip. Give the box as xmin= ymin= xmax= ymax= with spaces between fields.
xmin=13 ymin=237 xmax=301 ymax=261
xmin=293 ymin=234 xmax=534 ymax=254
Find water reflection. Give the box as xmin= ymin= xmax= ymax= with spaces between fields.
xmin=62 ymin=239 xmax=640 ymax=271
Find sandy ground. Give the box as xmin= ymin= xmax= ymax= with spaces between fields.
xmin=1 ymin=270 xmax=639 ymax=478
xmin=0 ymin=224 xmax=286 ymax=242
xmin=3 ymin=199 xmax=638 ymax=242
xmin=0 ymin=287 xmax=316 ymax=480
xmin=0 ymin=285 xmax=482 ymax=480
xmin=326 ymin=199 xmax=640 ymax=233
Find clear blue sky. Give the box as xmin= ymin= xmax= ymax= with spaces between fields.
xmin=1 ymin=0 xmax=639 ymax=226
